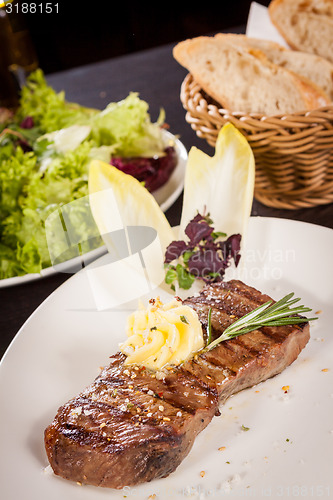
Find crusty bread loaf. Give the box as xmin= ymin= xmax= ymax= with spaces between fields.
xmin=268 ymin=0 xmax=333 ymax=63
xmin=216 ymin=33 xmax=333 ymax=101
xmin=173 ymin=35 xmax=331 ymax=115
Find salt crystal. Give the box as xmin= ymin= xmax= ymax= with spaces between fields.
xmin=231 ymin=473 xmax=241 ymax=484
xmin=72 ymin=406 xmax=82 ymax=416
xmin=221 ymin=480 xmax=232 ymax=493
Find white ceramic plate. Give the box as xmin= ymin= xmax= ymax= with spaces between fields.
xmin=0 ymin=130 xmax=187 ymax=288
xmin=1 ymin=217 xmax=332 ymax=500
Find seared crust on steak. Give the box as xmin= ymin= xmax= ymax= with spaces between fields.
xmin=44 ymin=280 xmax=310 ymax=489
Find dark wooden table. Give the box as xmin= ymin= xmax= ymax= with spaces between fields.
xmin=1 ymin=31 xmax=332 ymax=360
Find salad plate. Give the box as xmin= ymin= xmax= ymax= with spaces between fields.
xmin=0 ymin=216 xmax=332 ymax=500
xmin=150 ymin=130 xmax=187 ymax=212
xmin=0 ymin=130 xmax=187 ymax=288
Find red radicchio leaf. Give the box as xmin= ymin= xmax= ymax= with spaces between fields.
xmin=110 ymin=146 xmax=177 ymax=193
xmin=20 ymin=116 xmax=34 ymax=129
xmin=18 ymin=140 xmax=33 ymax=152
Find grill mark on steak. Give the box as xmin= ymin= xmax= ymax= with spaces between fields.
xmin=54 ymin=390 xmax=190 ymax=454
xmin=98 ymin=355 xmax=216 ymax=415
xmin=59 ymin=410 xmax=181 ymax=452
xmin=196 ymin=352 xmax=238 ymax=376
xmin=45 ymin=280 xmax=310 ymax=489
xmin=229 ymin=336 xmax=266 ymax=356
xmin=81 ymin=376 xmax=198 ymax=430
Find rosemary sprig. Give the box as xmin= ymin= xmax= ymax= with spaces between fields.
xmin=204 ymin=292 xmax=317 ymax=351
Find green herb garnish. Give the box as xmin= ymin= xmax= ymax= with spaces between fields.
xmin=165 ymin=263 xmax=195 ymax=291
xmin=204 ymin=292 xmax=317 ymax=351
xmin=180 ymin=315 xmax=189 ymax=324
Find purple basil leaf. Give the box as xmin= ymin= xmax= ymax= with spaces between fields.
xmin=187 ymin=248 xmax=227 ymax=277
xmin=190 ymin=212 xmax=214 ymax=225
xmin=226 ymin=233 xmax=242 ymax=266
xmin=219 ymin=233 xmax=242 ymax=266
xmin=164 ymin=240 xmax=188 ymax=263
xmin=199 ymin=238 xmax=219 ymax=252
xmin=190 ymin=213 xmax=206 ymax=223
xmin=185 ymin=220 xmax=214 ymax=246
xmin=164 ymin=210 xmax=243 ymax=291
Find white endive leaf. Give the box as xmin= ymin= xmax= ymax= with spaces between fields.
xmin=88 ymin=159 xmax=174 ymax=254
xmin=40 ymin=124 xmax=91 ymax=154
xmin=179 ymin=122 xmax=255 ymax=240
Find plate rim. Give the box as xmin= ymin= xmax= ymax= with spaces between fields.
xmin=1 ymin=215 xmax=333 ymax=499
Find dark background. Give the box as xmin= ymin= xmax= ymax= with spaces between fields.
xmin=20 ymin=0 xmax=271 ymax=75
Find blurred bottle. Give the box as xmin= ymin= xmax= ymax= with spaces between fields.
xmin=0 ymin=1 xmax=38 ymax=109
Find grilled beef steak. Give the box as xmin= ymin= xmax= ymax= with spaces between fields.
xmin=44 ymin=280 xmax=310 ymax=489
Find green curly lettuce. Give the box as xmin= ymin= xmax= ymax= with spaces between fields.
xmin=15 ymin=68 xmax=97 ymax=134
xmin=0 ymin=70 xmax=167 ymax=279
xmin=0 ymin=142 xmax=98 ymax=278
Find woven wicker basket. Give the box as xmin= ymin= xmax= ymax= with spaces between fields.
xmin=180 ymin=73 xmax=333 ymax=209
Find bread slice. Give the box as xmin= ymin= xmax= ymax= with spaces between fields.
xmin=268 ymin=0 xmax=333 ymax=63
xmin=215 ymin=33 xmax=333 ymax=101
xmin=173 ymin=35 xmax=330 ymax=115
